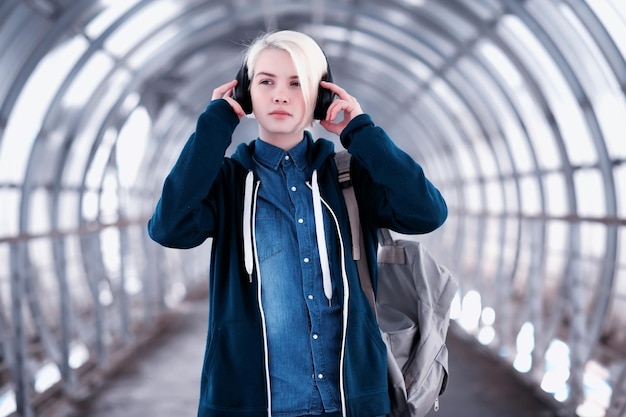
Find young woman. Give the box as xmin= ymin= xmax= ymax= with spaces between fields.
xmin=148 ymin=30 xmax=447 ymax=417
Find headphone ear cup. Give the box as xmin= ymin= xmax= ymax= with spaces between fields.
xmin=313 ymin=64 xmax=336 ymax=120
xmin=233 ymin=65 xmax=253 ymax=114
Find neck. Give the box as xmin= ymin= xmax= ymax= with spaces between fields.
xmin=259 ymin=132 xmax=305 ymax=151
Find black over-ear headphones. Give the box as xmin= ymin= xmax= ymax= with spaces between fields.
xmin=232 ymin=58 xmax=335 ymax=120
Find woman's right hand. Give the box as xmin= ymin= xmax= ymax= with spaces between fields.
xmin=212 ymin=80 xmax=245 ymax=118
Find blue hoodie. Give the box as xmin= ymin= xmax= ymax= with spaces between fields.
xmin=148 ymin=99 xmax=447 ymax=417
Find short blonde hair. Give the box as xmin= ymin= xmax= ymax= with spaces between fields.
xmin=245 ymin=30 xmax=328 ymax=126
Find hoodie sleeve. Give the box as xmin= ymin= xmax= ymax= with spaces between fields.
xmin=147 ymin=99 xmax=240 ymax=248
xmin=339 ymin=114 xmax=447 ymax=234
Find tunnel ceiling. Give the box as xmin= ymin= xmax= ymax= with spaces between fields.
xmin=1 ymin=1 xmax=626 ymax=416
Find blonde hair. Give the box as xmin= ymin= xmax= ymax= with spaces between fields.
xmin=244 ymin=30 xmax=328 ymax=126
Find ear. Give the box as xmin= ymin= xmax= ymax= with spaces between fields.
xmin=233 ymin=64 xmax=253 ymax=114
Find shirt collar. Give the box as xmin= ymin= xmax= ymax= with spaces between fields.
xmin=254 ymin=136 xmax=309 ymax=171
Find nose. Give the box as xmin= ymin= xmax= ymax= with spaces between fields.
xmin=273 ymin=84 xmax=289 ymax=104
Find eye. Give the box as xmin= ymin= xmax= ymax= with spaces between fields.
xmin=291 ymin=80 xmax=301 ymax=87
xmin=259 ymin=79 xmax=272 ymax=85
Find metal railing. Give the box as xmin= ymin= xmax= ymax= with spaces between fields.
xmin=0 ymin=217 xmax=210 ymax=417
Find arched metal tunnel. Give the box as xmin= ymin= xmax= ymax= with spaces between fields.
xmin=0 ymin=0 xmax=625 ymax=416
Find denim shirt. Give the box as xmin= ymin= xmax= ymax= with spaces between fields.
xmin=253 ymin=138 xmax=342 ymax=417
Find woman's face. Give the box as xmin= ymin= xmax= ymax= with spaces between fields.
xmin=250 ymin=48 xmax=309 ymax=149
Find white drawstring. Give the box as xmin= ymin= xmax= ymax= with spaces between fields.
xmin=312 ymin=170 xmax=333 ymax=305
xmin=243 ymin=171 xmax=254 ymax=280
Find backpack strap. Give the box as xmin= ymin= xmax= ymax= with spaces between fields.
xmin=335 ymin=151 xmax=362 ymax=261
xmin=334 ymin=150 xmax=376 ymax=311
xmin=378 ymin=229 xmax=406 ymax=265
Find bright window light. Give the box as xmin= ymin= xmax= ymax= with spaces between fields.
xmin=514 ymin=322 xmax=535 ymax=373
xmin=0 ymin=36 xmax=87 ymax=184
xmin=575 ymin=360 xmax=612 ymax=417
xmin=116 ymin=105 xmax=151 ymax=188
xmin=86 ymin=0 xmax=143 ymax=39
xmin=69 ymin=342 xmax=90 ymax=369
xmin=34 ymin=362 xmax=61 ymax=393
xmin=587 ymin=0 xmax=626 ymax=62
xmin=104 ymin=1 xmax=183 ymax=57
xmin=63 ymin=51 xmax=114 ymax=108
xmin=459 ymin=290 xmax=482 ymax=331
xmin=481 ymin=307 xmax=496 ymax=326
xmin=478 ymin=326 xmax=496 ymax=345
xmin=0 ymin=390 xmax=16 ymax=417
xmin=541 ymin=338 xmax=571 ymax=402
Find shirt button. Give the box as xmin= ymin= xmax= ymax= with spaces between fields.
xmin=298 ymin=218 xmax=304 ymax=224
xmin=291 ymin=186 xmax=297 ymax=192
xmin=304 ymin=258 xmax=310 ymax=263
xmin=317 ymin=374 xmax=324 ymax=379
xmin=308 ymin=295 xmax=314 ymax=300
xmin=285 ymin=155 xmax=290 ymax=160
xmin=312 ymin=334 xmax=319 ymax=340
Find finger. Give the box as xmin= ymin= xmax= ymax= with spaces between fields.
xmin=212 ymin=80 xmax=238 ymax=100
xmin=223 ymin=96 xmax=245 ymax=118
xmin=325 ymin=100 xmax=348 ymax=122
xmin=320 ymin=81 xmax=353 ymax=101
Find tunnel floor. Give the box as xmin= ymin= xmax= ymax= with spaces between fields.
xmin=64 ymin=297 xmax=561 ymax=417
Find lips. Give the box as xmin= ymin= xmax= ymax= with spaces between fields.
xmin=269 ymin=110 xmax=291 ymax=116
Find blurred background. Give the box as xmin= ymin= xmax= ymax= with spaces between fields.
xmin=0 ymin=0 xmax=625 ymax=416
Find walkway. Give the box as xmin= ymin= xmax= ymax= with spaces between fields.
xmin=68 ymin=297 xmax=561 ymax=417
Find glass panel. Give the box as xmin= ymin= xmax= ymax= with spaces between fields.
xmin=420 ymin=1 xmax=478 ymax=42
xmin=63 ymin=69 xmax=131 ymax=187
xmin=484 ymin=180 xmax=504 ymax=214
xmin=502 ymin=115 xmax=534 ymax=175
xmin=544 ymin=220 xmax=568 ymax=296
xmin=0 ymin=244 xmax=10 ymax=321
xmin=574 ymin=168 xmax=605 ymax=217
xmin=64 ymin=235 xmax=92 ymax=309
xmin=87 ymin=126 xmax=117 ymax=191
xmin=478 ymin=40 xmax=563 ymax=172
xmin=616 ymin=165 xmax=626 ymax=218
xmin=498 ymin=15 xmax=597 ymax=167
xmin=116 ymin=105 xmax=150 ymax=188
xmin=503 ymin=178 xmax=520 ymax=214
xmin=580 ymin=222 xmax=606 ymax=259
xmin=544 ymin=173 xmax=569 ymax=217
xmin=519 ymin=175 xmax=542 ymax=216
xmin=28 ymin=188 xmax=51 ymax=235
xmin=100 ymin=169 xmax=119 ymax=224
xmin=595 ymin=92 xmax=626 ymax=160
xmin=587 ymin=0 xmax=626 ymax=61
xmin=103 ymin=0 xmax=184 ymax=57
xmin=63 ymin=50 xmax=114 ymax=108
xmin=85 ymin=0 xmax=143 ymax=38
xmin=0 ymin=190 xmax=20 ymax=237
xmin=58 ymin=190 xmax=80 ymax=230
xmin=126 ymin=25 xmax=179 ymax=70
xmin=464 ymin=182 xmax=482 ymax=212
xmin=28 ymin=238 xmax=58 ymax=320
xmin=0 ymin=37 xmax=87 ymax=184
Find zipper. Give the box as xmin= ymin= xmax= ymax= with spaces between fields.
xmin=316 ymin=191 xmax=351 ymax=417
xmin=247 ymin=179 xmax=272 ymax=416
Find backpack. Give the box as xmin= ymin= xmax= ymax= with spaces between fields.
xmin=334 ymin=151 xmax=458 ymax=417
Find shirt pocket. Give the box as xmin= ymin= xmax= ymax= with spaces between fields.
xmin=255 ymin=207 xmax=282 ymax=261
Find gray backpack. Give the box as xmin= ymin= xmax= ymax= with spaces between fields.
xmin=335 ymin=151 xmax=458 ymax=417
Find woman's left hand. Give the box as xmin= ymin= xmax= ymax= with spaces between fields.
xmin=319 ymin=81 xmax=363 ymax=136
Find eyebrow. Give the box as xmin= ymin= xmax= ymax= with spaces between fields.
xmin=254 ymin=71 xmax=299 ymax=79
